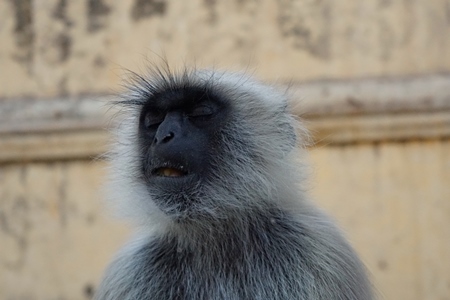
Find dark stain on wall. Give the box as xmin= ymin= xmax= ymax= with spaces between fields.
xmin=204 ymin=0 xmax=218 ymax=24
xmin=346 ymin=97 xmax=364 ymax=110
xmin=58 ymin=76 xmax=69 ymax=97
xmin=84 ymin=283 xmax=95 ymax=299
xmin=20 ymin=165 xmax=28 ymax=184
xmin=9 ymin=0 xmax=35 ymax=74
xmin=55 ymin=33 xmax=72 ymax=63
xmin=58 ymin=165 xmax=68 ymax=227
xmin=93 ymin=55 xmax=106 ymax=68
xmin=51 ymin=0 xmax=73 ymax=64
xmin=377 ymin=259 xmax=389 ymax=271
xmin=131 ymin=0 xmax=167 ymax=21
xmin=446 ymin=0 xmax=450 ymax=24
xmin=277 ymin=0 xmax=331 ymax=59
xmin=85 ymin=213 xmax=96 ymax=224
xmin=87 ymin=0 xmax=111 ymax=32
xmin=378 ymin=0 xmax=392 ymax=8
xmin=0 ymin=195 xmax=30 ymax=270
xmin=378 ymin=19 xmax=395 ymax=61
xmin=53 ymin=0 xmax=73 ymax=27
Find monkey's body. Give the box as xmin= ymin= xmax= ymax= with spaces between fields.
xmin=95 ymin=68 xmax=373 ymax=300
xmin=97 ymin=209 xmax=371 ymax=299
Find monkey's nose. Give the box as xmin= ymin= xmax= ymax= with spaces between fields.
xmin=154 ymin=131 xmax=174 ymax=145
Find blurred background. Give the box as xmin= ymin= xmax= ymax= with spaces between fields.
xmin=1 ymin=0 xmax=449 ymax=299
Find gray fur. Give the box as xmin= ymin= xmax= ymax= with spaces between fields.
xmin=95 ymin=67 xmax=374 ymax=300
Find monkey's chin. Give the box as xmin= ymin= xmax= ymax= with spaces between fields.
xmin=148 ymin=173 xmax=199 ymax=192
xmin=147 ymin=174 xmax=202 ymax=219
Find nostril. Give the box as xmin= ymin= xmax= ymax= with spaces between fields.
xmin=154 ymin=132 xmax=174 ymax=145
xmin=162 ymin=132 xmax=174 ymax=143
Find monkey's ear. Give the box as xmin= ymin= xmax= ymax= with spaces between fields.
xmin=284 ymin=123 xmax=298 ymax=154
xmin=278 ymin=104 xmax=298 ymax=154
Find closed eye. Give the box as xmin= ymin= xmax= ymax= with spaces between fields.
xmin=144 ymin=112 xmax=165 ymax=128
xmin=187 ymin=105 xmax=215 ymax=118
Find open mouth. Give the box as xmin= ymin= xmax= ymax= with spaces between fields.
xmin=153 ymin=167 xmax=188 ymax=178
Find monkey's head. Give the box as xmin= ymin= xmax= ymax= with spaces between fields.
xmin=110 ymin=68 xmax=305 ymax=227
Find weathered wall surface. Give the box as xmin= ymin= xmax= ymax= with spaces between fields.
xmin=1 ymin=141 xmax=449 ymax=300
xmin=0 ymin=161 xmax=129 ymax=299
xmin=1 ymin=0 xmax=450 ymax=300
xmin=1 ymin=0 xmax=450 ymax=98
xmin=311 ymin=140 xmax=450 ymax=300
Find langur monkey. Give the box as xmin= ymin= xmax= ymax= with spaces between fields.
xmin=95 ymin=67 xmax=374 ymax=299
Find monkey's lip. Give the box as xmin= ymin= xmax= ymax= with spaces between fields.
xmin=152 ymin=167 xmax=188 ymax=177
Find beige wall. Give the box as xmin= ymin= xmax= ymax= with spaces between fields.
xmin=1 ymin=0 xmax=450 ymax=98
xmin=1 ymin=0 xmax=450 ymax=299
xmin=1 ymin=141 xmax=449 ymax=299
xmin=311 ymin=140 xmax=450 ymax=300
xmin=0 ymin=161 xmax=128 ymax=299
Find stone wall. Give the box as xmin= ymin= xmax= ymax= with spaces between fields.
xmin=1 ymin=1 xmax=450 ymax=299
xmin=2 ymin=0 xmax=450 ymax=98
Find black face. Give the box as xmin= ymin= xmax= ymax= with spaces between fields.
xmin=138 ymin=87 xmax=229 ymax=198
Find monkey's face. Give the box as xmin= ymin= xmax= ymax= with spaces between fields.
xmin=137 ymin=86 xmax=230 ymax=215
xmin=118 ymin=69 xmax=299 ymax=221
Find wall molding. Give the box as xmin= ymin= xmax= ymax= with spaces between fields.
xmin=1 ymin=75 xmax=449 ymax=163
xmin=290 ymin=73 xmax=450 ymax=116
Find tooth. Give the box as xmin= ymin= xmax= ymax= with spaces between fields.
xmin=157 ymin=168 xmax=184 ymax=177
xmin=163 ymin=169 xmax=171 ymax=176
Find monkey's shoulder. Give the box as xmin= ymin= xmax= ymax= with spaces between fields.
xmin=96 ymin=217 xmax=372 ymax=300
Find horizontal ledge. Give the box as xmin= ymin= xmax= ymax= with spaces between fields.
xmin=1 ymin=74 xmax=450 ymax=134
xmin=309 ymin=111 xmax=450 ymax=145
xmin=0 ymin=96 xmax=111 ymax=134
xmin=0 ymin=74 xmax=449 ymax=162
xmin=0 ymin=110 xmax=449 ymax=163
xmin=290 ymin=73 xmax=450 ymax=116
xmin=0 ymin=130 xmax=109 ymax=163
